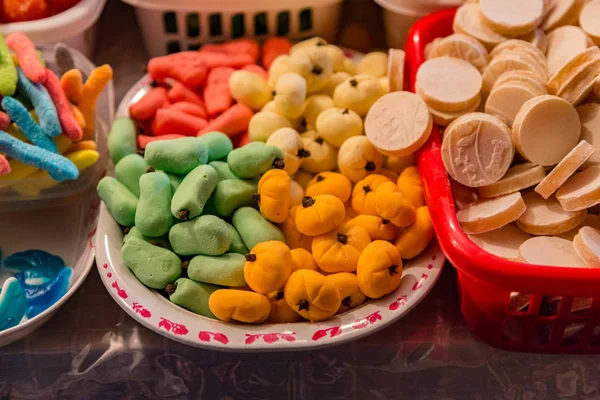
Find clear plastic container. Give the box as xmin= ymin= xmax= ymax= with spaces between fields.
xmin=0 ymin=0 xmax=107 ymax=58
xmin=0 ymin=45 xmax=114 ymax=211
xmin=119 ymin=0 xmax=343 ymax=57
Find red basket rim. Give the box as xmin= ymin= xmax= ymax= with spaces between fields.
xmin=407 ymin=8 xmax=600 ymax=296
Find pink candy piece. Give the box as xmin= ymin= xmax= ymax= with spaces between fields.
xmin=242 ymin=64 xmax=268 ymax=80
xmin=167 ymin=101 xmax=207 ymax=119
xmin=0 ymin=111 xmax=10 ymax=132
xmin=43 ymin=68 xmax=83 ymax=141
xmin=0 ymin=155 xmax=10 ymax=176
xmin=6 ymin=33 xmax=46 ymax=84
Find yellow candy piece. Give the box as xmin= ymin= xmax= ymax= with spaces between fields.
xmin=357 ymin=51 xmax=389 ymax=78
xmin=66 ymin=140 xmax=97 ymax=154
xmin=279 ymin=205 xmax=313 ymax=251
xmin=273 ymin=73 xmax=307 ymax=119
xmin=346 ymin=214 xmax=399 ymax=241
xmin=379 ymin=77 xmax=390 ymax=94
xmin=396 ymin=166 xmax=426 ymax=208
xmin=394 ymin=206 xmax=434 ymax=259
xmin=79 ymin=65 xmax=113 ymax=140
xmin=384 ymin=154 xmax=416 ymax=174
xmin=300 ymin=130 xmax=338 ymax=173
xmin=266 ymin=290 xmax=302 ymax=323
xmin=378 ymin=168 xmax=399 ymax=182
xmin=267 ymin=55 xmax=293 ymax=88
xmin=249 ymin=110 xmax=292 ymax=142
xmin=229 ymin=70 xmax=273 ymax=111
xmin=338 ymin=136 xmax=384 ymax=183
xmin=288 ymin=47 xmax=333 ymax=94
xmin=244 ymin=241 xmax=292 ymax=294
xmin=357 ymin=240 xmax=402 ymax=299
xmin=327 ymin=272 xmax=366 ymax=313
xmin=303 ymin=94 xmax=335 ymax=129
xmin=306 ymin=171 xmax=353 ymax=203
xmin=289 ymin=179 xmax=305 ymax=207
xmin=266 ymin=128 xmax=305 ymax=175
xmin=295 ymin=194 xmax=346 ymax=236
xmin=373 ymin=182 xmax=417 ymax=228
xmin=284 ymin=269 xmax=341 ymax=321
xmin=316 ymin=107 xmax=363 ymax=147
xmin=351 ymin=174 xmax=392 ymax=216
xmin=257 ymin=169 xmax=291 ymax=223
xmin=293 ymin=170 xmax=315 ymax=189
xmin=291 ymin=248 xmax=319 ymax=273
xmin=318 ymin=71 xmax=351 ymax=97
xmin=343 ymin=58 xmax=358 ymax=75
xmin=209 ymin=289 xmax=271 ymax=324
xmin=72 ymin=105 xmax=86 ymax=129
xmin=333 ymin=74 xmax=384 ymax=116
xmin=312 ymin=223 xmax=371 ymax=273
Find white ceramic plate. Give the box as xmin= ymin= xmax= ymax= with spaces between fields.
xmin=96 ymin=203 xmax=445 ymax=351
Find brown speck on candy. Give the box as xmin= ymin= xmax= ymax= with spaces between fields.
xmin=146 ymin=167 xmax=155 ymax=173
xmin=297 ymin=300 xmax=310 ymax=311
xmin=312 ymin=65 xmax=323 ymax=75
xmin=365 ymin=162 xmax=376 ymax=171
xmin=149 ymin=240 xmax=161 ymax=247
xmin=178 ymin=209 xmax=190 ymax=220
xmin=182 ymin=260 xmax=190 ymax=269
xmin=123 ymin=227 xmax=131 ymax=234
xmin=363 ymin=185 xmax=371 ymax=193
xmin=302 ymin=196 xmax=315 ymax=208
xmin=381 ymin=218 xmax=390 ymax=225
xmin=337 ymin=233 xmax=348 ymax=244
xmin=317 ymin=40 xmax=326 ymax=46
xmin=137 ymin=148 xmax=145 ymax=156
xmin=315 ymin=137 xmax=324 ymax=144
xmin=316 ymin=175 xmax=325 ymax=182
xmin=252 ymin=193 xmax=261 ymax=202
xmin=388 ymin=265 xmax=399 ymax=275
xmin=273 ymin=159 xmax=285 ymax=169
xmin=297 ymin=148 xmax=311 ymax=158
xmin=350 ymin=78 xmax=358 ymax=87
xmin=245 ymin=254 xmax=257 ymax=262
xmin=165 ymin=283 xmax=177 ymax=294
xmin=149 ymin=80 xmax=158 ymax=88
xmin=342 ymin=109 xmax=350 ymax=115
xmin=342 ymin=296 xmax=351 ymax=307
xmin=272 ymin=90 xmax=276 ymax=97
xmin=276 ymin=291 xmax=284 ymax=300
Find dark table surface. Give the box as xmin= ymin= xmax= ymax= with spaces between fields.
xmin=2 ymin=1 xmax=600 ymax=399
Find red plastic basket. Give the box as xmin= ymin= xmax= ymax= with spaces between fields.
xmin=408 ymin=8 xmax=600 ymax=353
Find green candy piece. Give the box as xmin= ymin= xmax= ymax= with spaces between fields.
xmin=168 ymin=278 xmax=218 ymax=319
xmin=232 ymin=207 xmax=285 ymax=250
xmin=108 ymin=117 xmax=137 ymax=164
xmin=169 ymin=215 xmax=231 ymax=256
xmin=145 ymin=137 xmax=208 ymax=175
xmin=171 ymin=165 xmax=217 ymax=220
xmin=135 ymin=171 xmax=174 ymax=237
xmin=225 ymin=222 xmax=248 ymax=254
xmin=197 ymin=131 xmax=233 ymax=162
xmin=97 ymin=177 xmax=138 ymax=227
xmin=114 ymin=154 xmax=148 ymax=197
xmin=123 ymin=226 xmax=171 ymax=250
xmin=121 ymin=237 xmax=182 ymax=289
xmin=227 ymin=142 xmax=285 ymax=179
xmin=166 ymin=173 xmax=184 ymax=192
xmin=0 ymin=33 xmax=17 ymax=97
xmin=212 ymin=179 xmax=258 ymax=218
xmin=187 ymin=253 xmax=247 ymax=287
xmin=208 ymin=161 xmax=238 ymax=181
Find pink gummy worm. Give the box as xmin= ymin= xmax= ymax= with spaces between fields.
xmin=43 ymin=68 xmax=83 ymax=141
xmin=0 ymin=155 xmax=10 ymax=176
xmin=0 ymin=111 xmax=10 ymax=132
xmin=6 ymin=33 xmax=46 ymax=84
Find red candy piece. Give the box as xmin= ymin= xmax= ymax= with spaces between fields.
xmin=262 ymin=37 xmax=293 ymax=70
xmin=6 ymin=33 xmax=46 ymax=83
xmin=3 ymin=0 xmax=50 ymax=22
xmin=167 ymin=81 xmax=206 ymax=111
xmin=242 ymin=64 xmax=268 ymax=80
xmin=232 ymin=130 xmax=251 ymax=148
xmin=197 ymin=104 xmax=253 ymax=137
xmin=168 ymin=102 xmax=207 ymax=119
xmin=0 ymin=111 xmax=11 ymax=132
xmin=203 ymin=67 xmax=234 ymax=118
xmin=0 ymin=155 xmax=10 ymax=176
xmin=138 ymin=133 xmax=185 ymax=148
xmin=43 ymin=68 xmax=82 ymax=141
xmin=197 ymin=51 xmax=255 ymax=69
xmin=148 ymin=52 xmax=208 ymax=89
xmin=129 ymin=86 xmax=169 ymax=121
xmin=153 ymin=108 xmax=208 ymax=136
xmin=201 ymin=38 xmax=259 ymax=63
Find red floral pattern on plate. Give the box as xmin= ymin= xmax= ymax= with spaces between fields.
xmin=132 ymin=302 xmax=151 ymax=318
xmin=412 ymin=273 xmax=428 ymax=291
xmin=389 ymin=295 xmax=408 ymax=311
xmin=245 ymin=332 xmax=296 ymax=344
xmin=198 ymin=331 xmax=229 ymax=344
xmin=352 ymin=311 xmax=382 ymax=329
xmin=312 ymin=326 xmax=342 ymax=341
xmin=111 ymin=281 xmax=128 ymax=299
xmin=159 ymin=317 xmax=188 ymax=336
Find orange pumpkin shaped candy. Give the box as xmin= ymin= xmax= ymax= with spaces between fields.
xmin=244 ymin=241 xmax=293 ymax=294
xmin=397 ymin=166 xmax=425 ymax=208
xmin=346 ymin=214 xmax=398 ymax=241
xmin=312 ymin=224 xmax=371 ymax=273
xmin=306 ymin=172 xmax=352 ymax=203
xmin=357 ymin=240 xmax=403 ymax=299
xmin=290 ymin=248 xmax=319 ymax=272
xmin=266 ymin=290 xmax=302 ymax=323
xmin=327 ymin=272 xmax=367 ymax=313
xmin=257 ymin=169 xmax=291 ymax=223
xmin=394 ymin=206 xmax=434 ymax=259
xmin=351 ymin=174 xmax=392 ymax=215
xmin=208 ymin=289 xmax=271 ymax=324
xmin=278 ymin=206 xmax=313 ymax=251
xmin=295 ymin=195 xmax=345 ymax=236
xmin=284 ymin=269 xmax=342 ymax=321
xmin=373 ymin=182 xmax=417 ymax=228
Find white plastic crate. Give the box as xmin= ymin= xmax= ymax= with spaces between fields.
xmin=120 ymin=0 xmax=344 ymax=57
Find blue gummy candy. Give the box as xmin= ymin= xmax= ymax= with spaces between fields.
xmin=16 ymin=68 xmax=62 ymax=138
xmin=0 ymin=278 xmax=26 ymax=331
xmin=19 ymin=267 xmax=72 ymax=319
xmin=4 ymin=249 xmax=65 ymax=271
xmin=0 ymin=131 xmax=79 ymax=181
xmin=2 ymin=96 xmax=58 ymax=153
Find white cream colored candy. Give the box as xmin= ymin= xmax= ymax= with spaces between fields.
xmin=489 ymin=40 xmax=548 ymax=68
xmin=492 ymin=70 xmax=548 ymax=95
xmin=541 ymin=0 xmax=584 ymax=32
xmin=482 ymin=53 xmax=547 ymax=96
xmin=479 ymin=0 xmax=544 ymax=36
xmin=333 ymin=74 xmax=384 ymax=117
xmin=453 ymin=3 xmax=508 ymax=50
xmin=357 ymin=51 xmax=388 ymax=78
xmin=303 ymin=94 xmax=335 ymax=129
xmin=520 ymin=29 xmax=549 ymax=53
xmin=266 ymin=127 xmax=305 ymax=175
xmin=478 ymin=163 xmax=546 ymax=198
xmin=337 ymin=135 xmax=384 ymax=183
xmin=518 ymin=236 xmax=584 ymax=266
xmin=485 ymin=83 xmax=544 ymax=127
xmin=469 ymin=223 xmax=531 ymax=261
xmin=457 ymin=192 xmax=527 ymax=234
xmin=441 ymin=113 xmax=514 ymax=188
xmin=427 ymin=33 xmax=489 ymax=72
xmin=573 ymin=226 xmax=600 ymax=267
xmin=273 ymin=73 xmax=307 ymax=119
xmin=535 ymin=141 xmax=596 ymax=199
xmin=512 ymin=95 xmax=581 ymax=166
xmin=546 ymin=26 xmax=592 ymax=76
xmin=579 ymin=0 xmax=600 ymax=45
xmin=388 ymin=49 xmax=405 ymax=92
xmin=558 ymin=214 xmax=600 ymax=240
xmin=517 ymin=191 xmax=588 ymax=235
xmin=548 ymin=46 xmax=600 ymax=95
xmin=429 ymin=95 xmax=481 ymax=127
xmin=365 ymin=91 xmax=433 ymax=157
xmin=248 ymin=111 xmax=292 ymax=142
xmin=556 ymin=165 xmax=600 ymax=211
xmin=268 ymin=55 xmax=292 ymax=88
xmin=416 ymin=57 xmax=482 ymax=112
xmin=316 ymin=107 xmax=363 ymax=147
xmin=577 ymin=103 xmax=600 ymax=168
xmin=288 ymin=47 xmax=333 ymax=94
xmin=300 ymin=130 xmax=338 ymax=173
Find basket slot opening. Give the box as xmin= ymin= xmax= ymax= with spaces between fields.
xmin=232 ymin=14 xmax=245 ymax=38
xmin=209 ymin=13 xmax=223 ymax=37
xmin=501 ymin=318 xmax=524 ymax=343
xmin=163 ymin=11 xmax=178 ymax=34
xmin=507 ymin=292 xmax=530 ymax=314
xmin=167 ymin=41 xmax=181 ymax=54
xmin=188 ymin=44 xmax=201 ymax=51
xmin=560 ymin=323 xmax=586 ymax=347
xmin=539 ymin=296 xmax=562 ymax=317
xmin=571 ymin=297 xmax=593 ymax=316
xmin=591 ymin=326 xmax=600 ymax=347
xmin=533 ymin=324 xmax=553 ymax=346
xmin=277 ymin=11 xmax=290 ymax=36
xmin=299 ymin=8 xmax=313 ymax=32
xmin=186 ymin=13 xmax=200 ymax=38
xmin=254 ymin=13 xmax=268 ymax=36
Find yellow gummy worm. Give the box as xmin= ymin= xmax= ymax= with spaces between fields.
xmin=60 ymin=68 xmax=83 ymax=105
xmin=0 ymin=135 xmax=72 ymax=185
xmin=11 ymin=149 xmax=99 ymax=197
xmin=79 ymin=64 xmax=113 ymax=140
xmin=66 ymin=140 xmax=96 ymax=154
xmin=72 ymin=104 xmax=86 ymax=129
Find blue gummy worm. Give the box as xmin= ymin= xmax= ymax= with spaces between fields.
xmin=2 ymin=97 xmax=58 ymax=154
xmin=0 ymin=131 xmax=78 ymax=181
xmin=16 ymin=68 xmax=62 ymax=138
